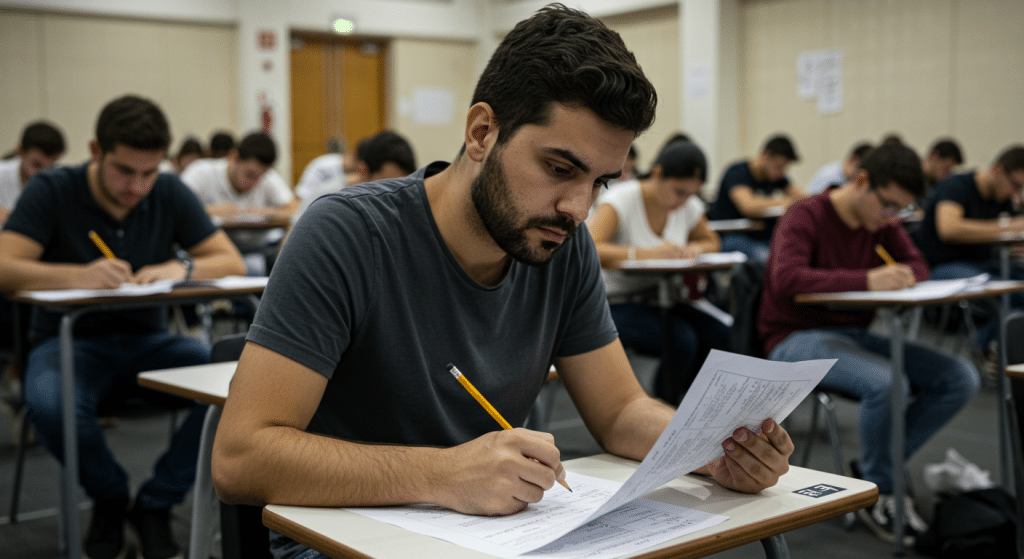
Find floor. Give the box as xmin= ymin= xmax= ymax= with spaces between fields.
xmin=0 ymin=315 xmax=1010 ymax=558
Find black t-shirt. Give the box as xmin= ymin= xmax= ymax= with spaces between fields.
xmin=709 ymin=160 xmax=790 ymax=238
xmin=3 ymin=163 xmax=217 ymax=342
xmin=914 ymin=171 xmax=1016 ymax=264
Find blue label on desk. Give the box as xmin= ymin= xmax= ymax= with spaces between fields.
xmin=793 ymin=484 xmax=845 ymax=498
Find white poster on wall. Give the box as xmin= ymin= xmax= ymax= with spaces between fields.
xmin=412 ymin=87 xmax=456 ymax=126
xmin=796 ymin=48 xmax=844 ymax=114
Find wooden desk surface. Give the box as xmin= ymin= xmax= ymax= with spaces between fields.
xmin=138 ymin=361 xmax=237 ymax=407
xmin=263 ymin=454 xmax=877 ymax=559
xmin=795 ymin=280 xmax=1024 ymax=308
xmin=215 ymin=215 xmax=291 ymax=230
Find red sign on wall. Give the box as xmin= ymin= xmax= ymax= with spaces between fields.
xmin=257 ymin=30 xmax=277 ymax=52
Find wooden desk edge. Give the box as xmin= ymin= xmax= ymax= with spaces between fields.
xmin=1006 ymin=363 xmax=1024 ymax=380
xmin=795 ymin=282 xmax=1024 ymax=307
xmin=136 ymin=376 xmax=227 ymax=407
xmin=262 ymin=485 xmax=878 ymax=559
xmin=9 ymin=284 xmax=265 ymax=307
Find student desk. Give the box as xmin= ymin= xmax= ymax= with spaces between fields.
xmin=10 ymin=282 xmax=264 ymax=559
xmin=614 ymin=255 xmax=744 ymax=399
xmin=795 ymin=280 xmax=1024 ymax=553
xmin=262 ymin=453 xmax=877 ymax=559
xmin=706 ymin=218 xmax=765 ymax=234
xmin=214 ymin=213 xmax=291 ymax=231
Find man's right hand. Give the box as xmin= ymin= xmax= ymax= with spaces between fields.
xmin=866 ymin=263 xmax=916 ymax=291
xmin=80 ymin=257 xmax=132 ymax=288
xmin=429 ymin=428 xmax=565 ymax=516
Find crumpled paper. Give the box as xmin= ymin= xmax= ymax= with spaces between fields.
xmin=923 ymin=447 xmax=994 ymax=494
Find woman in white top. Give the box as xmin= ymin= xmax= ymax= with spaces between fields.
xmin=589 ymin=140 xmax=730 ymax=404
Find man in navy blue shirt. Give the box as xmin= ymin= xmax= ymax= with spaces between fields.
xmin=0 ymin=95 xmax=245 ymax=559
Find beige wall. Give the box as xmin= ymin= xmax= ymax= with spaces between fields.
xmin=738 ymin=0 xmax=1024 ymax=189
xmin=601 ymin=5 xmax=682 ymax=173
xmin=0 ymin=9 xmax=238 ymax=164
xmin=389 ymin=38 xmax=477 ymax=166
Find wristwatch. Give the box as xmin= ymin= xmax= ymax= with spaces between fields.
xmin=176 ymin=250 xmax=195 ymax=282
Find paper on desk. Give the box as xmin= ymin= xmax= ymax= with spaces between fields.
xmin=824 ymin=273 xmax=989 ymax=301
xmin=197 ymin=275 xmax=269 ymax=289
xmin=23 ymin=279 xmax=176 ymax=301
xmin=346 ymin=350 xmax=835 ymax=558
xmin=618 ymin=251 xmax=747 ymax=270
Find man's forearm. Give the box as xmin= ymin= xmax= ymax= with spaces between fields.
xmin=596 ymin=396 xmax=675 ymax=462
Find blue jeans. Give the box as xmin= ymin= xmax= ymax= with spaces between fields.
xmin=720 ymin=233 xmax=771 ymax=261
xmin=24 ymin=331 xmax=210 ymax=508
xmin=929 ymin=259 xmax=1024 ymax=350
xmin=610 ymin=302 xmax=730 ymax=403
xmin=769 ymin=328 xmax=978 ymax=493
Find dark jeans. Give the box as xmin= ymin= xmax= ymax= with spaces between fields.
xmin=24 ymin=331 xmax=209 ymax=508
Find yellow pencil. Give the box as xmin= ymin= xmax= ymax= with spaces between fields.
xmin=875 ymin=244 xmax=896 ymax=266
xmin=447 ymin=363 xmax=572 ymax=492
xmin=89 ymin=230 xmax=116 ymax=260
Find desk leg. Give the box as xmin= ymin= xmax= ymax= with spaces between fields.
xmin=656 ymin=276 xmax=678 ymax=402
xmin=60 ymin=313 xmax=82 ymax=559
xmin=999 ymin=247 xmax=1013 ymax=488
xmin=760 ymin=534 xmax=790 ymax=559
xmin=190 ymin=405 xmax=223 ymax=559
xmin=882 ymin=307 xmax=907 ymax=555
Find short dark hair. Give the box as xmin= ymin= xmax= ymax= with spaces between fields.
xmin=880 ymin=133 xmax=904 ymax=147
xmin=471 ymin=3 xmax=657 ymax=147
xmin=176 ymin=136 xmax=204 ymax=159
xmin=858 ymin=143 xmax=924 ymax=197
xmin=654 ymin=141 xmax=706 ymax=183
xmin=95 ymin=95 xmax=171 ymax=154
xmin=763 ymin=135 xmax=799 ymax=162
xmin=929 ymin=138 xmax=963 ymax=164
xmin=235 ymin=132 xmax=277 ymax=166
xmin=848 ymin=142 xmax=873 ymax=160
xmin=995 ymin=145 xmax=1024 ymax=175
xmin=20 ymin=121 xmax=65 ymax=157
xmin=209 ymin=131 xmax=235 ymax=157
xmin=357 ymin=131 xmax=416 ymax=175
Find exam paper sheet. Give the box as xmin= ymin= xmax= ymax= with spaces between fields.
xmin=346 ymin=350 xmax=836 ymax=558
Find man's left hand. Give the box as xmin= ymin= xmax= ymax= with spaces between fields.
xmin=130 ymin=260 xmax=188 ymax=284
xmin=702 ymin=418 xmax=793 ymax=493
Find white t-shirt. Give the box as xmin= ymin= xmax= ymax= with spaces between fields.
xmin=0 ymin=157 xmax=24 ymax=211
xmin=180 ymin=158 xmax=294 ymax=209
xmin=806 ymin=160 xmax=844 ymax=195
xmin=294 ymin=153 xmax=346 ymax=220
xmin=592 ymin=179 xmax=706 ymax=296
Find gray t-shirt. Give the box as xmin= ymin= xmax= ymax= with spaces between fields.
xmin=247 ymin=161 xmax=618 ymax=447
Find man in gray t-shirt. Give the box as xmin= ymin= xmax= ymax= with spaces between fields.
xmin=213 ymin=7 xmax=794 ymax=558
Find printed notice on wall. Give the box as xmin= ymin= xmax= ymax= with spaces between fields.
xmin=797 ymin=49 xmax=844 ymax=115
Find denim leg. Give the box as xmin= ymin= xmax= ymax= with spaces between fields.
xmin=23 ymin=336 xmax=133 ymax=501
xmin=130 ymin=332 xmax=210 ymax=509
xmin=719 ymin=233 xmax=770 ymax=261
xmin=609 ymin=303 xmax=699 ymax=401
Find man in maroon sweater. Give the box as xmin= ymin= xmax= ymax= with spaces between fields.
xmin=759 ymin=143 xmax=979 ymax=545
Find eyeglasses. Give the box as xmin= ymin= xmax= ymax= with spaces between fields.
xmin=873 ymin=190 xmax=916 ymax=219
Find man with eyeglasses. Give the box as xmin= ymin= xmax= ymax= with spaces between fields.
xmin=758 ymin=143 xmax=980 ymax=545
xmin=913 ymin=145 xmax=1024 ymax=353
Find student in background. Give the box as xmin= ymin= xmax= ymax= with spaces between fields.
xmin=708 ymin=134 xmax=804 ymax=260
xmin=913 ymin=145 xmax=1024 ymax=353
xmin=589 ymin=140 xmax=730 ymax=404
xmin=760 ymin=143 xmax=978 ymax=545
xmin=346 ymin=130 xmax=417 ymax=186
xmin=170 ymin=136 xmax=204 ymax=175
xmin=208 ymin=130 xmax=234 ymax=159
xmin=0 ymin=121 xmax=66 ymax=222
xmin=806 ymin=141 xmax=873 ymax=195
xmin=922 ymin=137 xmax=964 ymax=190
xmin=211 ymin=7 xmax=793 ymax=559
xmin=0 ymin=95 xmax=245 ymax=559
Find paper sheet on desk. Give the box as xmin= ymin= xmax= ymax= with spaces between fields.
xmin=346 ymin=350 xmax=835 ymax=558
xmin=24 ymin=279 xmax=176 ymax=301
xmin=823 ymin=273 xmax=989 ymax=301
xmin=618 ymin=251 xmax=747 ymax=270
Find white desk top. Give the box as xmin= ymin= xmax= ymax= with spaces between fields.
xmin=264 ymin=454 xmax=877 ymax=559
xmin=138 ymin=361 xmax=237 ymax=407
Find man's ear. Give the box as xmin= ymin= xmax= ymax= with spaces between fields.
xmin=852 ymin=168 xmax=870 ymax=191
xmin=88 ymin=140 xmax=102 ymax=162
xmin=463 ymin=102 xmax=498 ymax=164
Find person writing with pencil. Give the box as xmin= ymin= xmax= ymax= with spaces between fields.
xmin=0 ymin=95 xmax=245 ymax=559
xmin=211 ymin=6 xmax=793 ymax=559
xmin=758 ymin=143 xmax=979 ymax=545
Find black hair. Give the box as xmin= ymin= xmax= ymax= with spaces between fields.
xmin=176 ymin=136 xmax=204 ymax=159
xmin=20 ymin=121 xmax=66 ymax=157
xmin=235 ymin=132 xmax=277 ymax=166
xmin=849 ymin=142 xmax=874 ymax=160
xmin=880 ymin=133 xmax=904 ymax=147
xmin=209 ymin=131 xmax=235 ymax=158
xmin=654 ymin=141 xmax=706 ymax=183
xmin=995 ymin=145 xmax=1024 ymax=175
xmin=357 ymin=131 xmax=416 ymax=175
xmin=929 ymin=138 xmax=964 ymax=164
xmin=763 ymin=135 xmax=799 ymax=162
xmin=471 ymin=3 xmax=657 ymax=147
xmin=858 ymin=143 xmax=924 ymax=197
xmin=95 ymin=95 xmax=171 ymax=153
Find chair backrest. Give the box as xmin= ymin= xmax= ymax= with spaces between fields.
xmin=1004 ymin=311 xmax=1024 ymax=366
xmin=211 ymin=332 xmax=248 ymax=364
xmin=727 ymin=259 xmax=766 ymax=358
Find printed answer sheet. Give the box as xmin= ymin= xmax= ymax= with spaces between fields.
xmin=346 ymin=350 xmax=836 ymax=558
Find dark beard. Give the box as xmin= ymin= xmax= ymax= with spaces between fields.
xmin=470 ymin=147 xmax=577 ymax=266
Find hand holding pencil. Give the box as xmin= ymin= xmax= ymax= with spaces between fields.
xmin=868 ymin=244 xmax=916 ymax=291
xmin=82 ymin=230 xmax=131 ymax=288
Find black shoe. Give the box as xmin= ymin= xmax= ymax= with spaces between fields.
xmin=128 ymin=505 xmax=183 ymax=559
xmin=856 ymin=493 xmax=927 ymax=546
xmin=84 ymin=497 xmax=128 ymax=559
